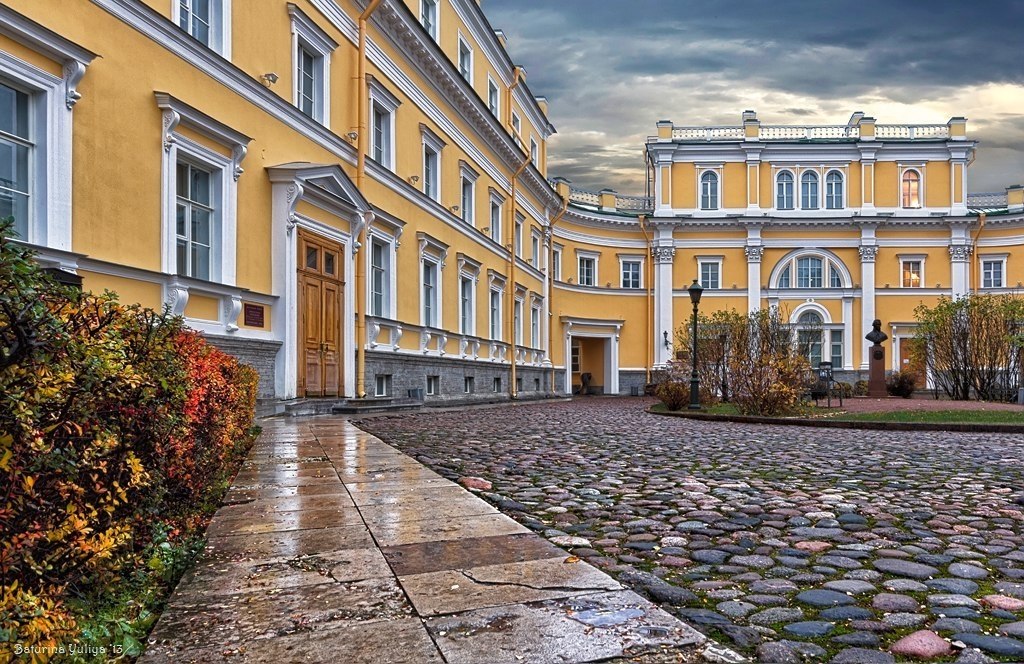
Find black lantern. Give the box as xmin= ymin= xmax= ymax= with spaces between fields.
xmin=687 ymin=279 xmax=704 ymax=410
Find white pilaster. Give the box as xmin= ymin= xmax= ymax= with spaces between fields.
xmin=949 ymin=245 xmax=972 ymax=298
xmin=745 ymin=245 xmax=763 ymax=313
xmin=859 ymin=244 xmax=877 ymax=370
xmin=842 ymin=296 xmax=854 ymax=370
xmin=652 ymin=244 xmax=675 ymax=366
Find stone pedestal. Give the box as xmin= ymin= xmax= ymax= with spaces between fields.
xmin=865 ymin=319 xmax=888 ymax=398
xmin=868 ymin=344 xmax=887 ymax=397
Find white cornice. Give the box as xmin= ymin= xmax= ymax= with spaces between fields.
xmin=0 ymin=5 xmax=97 ymax=65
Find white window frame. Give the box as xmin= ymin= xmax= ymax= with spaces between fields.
xmin=530 ymin=302 xmax=541 ymax=348
xmin=288 ymin=6 xmax=336 ymax=126
xmin=772 ymin=251 xmax=849 ymax=290
xmin=489 ymin=287 xmax=503 ymax=340
xmin=618 ymin=255 xmax=643 ymax=289
xmin=368 ymin=76 xmax=400 ymax=171
xmin=487 ymin=76 xmax=499 ymax=117
xmin=530 ymin=137 xmax=539 ymax=165
xmin=457 ymin=35 xmax=473 ymax=84
xmin=0 ymin=18 xmax=94 ymax=253
xmin=426 ymin=375 xmax=439 ymax=395
xmin=577 ymin=250 xmax=599 ymax=287
xmin=457 ymin=253 xmax=480 ymax=336
xmin=420 ymin=124 xmax=445 ymax=203
xmin=417 ymin=232 xmax=448 ymax=328
xmin=699 ymin=170 xmax=719 ymax=210
xmin=514 ymin=215 xmax=524 ymax=257
xmin=421 ymin=258 xmax=439 ymax=328
xmin=511 ymin=111 xmax=521 ymax=135
xmin=980 ymin=254 xmax=1007 ymax=289
xmin=800 ymin=170 xmax=819 ymax=210
xmin=514 ymin=296 xmax=524 ymax=345
xmin=552 ymin=245 xmax=563 ymax=281
xmin=488 ymin=189 xmax=504 ymax=243
xmin=697 ymin=256 xmax=722 ymax=290
xmin=530 ymin=230 xmax=541 ymax=269
xmin=464 ymin=376 xmax=474 ymax=393
xmin=901 ymin=167 xmax=924 ymax=209
xmin=374 ymin=374 xmax=392 ymax=397
xmin=157 ymin=94 xmax=249 ymax=286
xmin=825 ymin=170 xmax=844 ymax=210
xmin=776 ymin=170 xmax=795 ymax=210
xmin=458 ymin=160 xmax=478 ymax=225
xmin=368 ymin=232 xmax=397 ymax=318
xmin=898 ymin=254 xmax=926 ymax=289
xmin=174 ymin=0 xmax=231 ymax=57
xmin=420 ymin=0 xmax=439 ymax=41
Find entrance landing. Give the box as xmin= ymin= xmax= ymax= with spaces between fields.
xmin=140 ymin=418 xmax=705 ymax=663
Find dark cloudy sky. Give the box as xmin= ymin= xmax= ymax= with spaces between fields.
xmin=485 ymin=0 xmax=1024 ymax=195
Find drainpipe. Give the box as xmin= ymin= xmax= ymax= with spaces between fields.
xmin=354 ymin=0 xmax=384 ymax=398
xmin=970 ymin=211 xmax=986 ymax=294
xmin=506 ymin=66 xmax=525 ymax=399
xmin=638 ymin=214 xmax=653 ymax=385
xmin=547 ymin=194 xmax=569 ymax=393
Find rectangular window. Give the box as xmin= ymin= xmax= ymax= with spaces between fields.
xmin=297 ymin=46 xmax=317 ymax=119
xmin=530 ymin=138 xmax=539 ymax=165
xmin=797 ymin=257 xmax=823 ymax=288
xmin=175 ymin=162 xmax=213 ymax=280
xmin=458 ymin=38 xmax=473 ymax=82
xmin=487 ymin=79 xmax=499 ymax=117
xmin=511 ymin=112 xmax=521 ymax=135
xmin=489 ymin=199 xmax=501 ymax=242
xmin=531 ymin=235 xmax=540 ymax=268
xmin=426 ymin=375 xmax=440 ymax=396
xmin=514 ymin=299 xmax=523 ymax=345
xmin=578 ymin=256 xmax=596 ymax=286
xmin=178 ymin=0 xmax=211 ymax=45
xmin=621 ymin=260 xmax=641 ymax=289
xmin=489 ymin=289 xmax=501 ymax=339
xmin=830 ymin=330 xmax=843 ymax=368
xmin=699 ymin=261 xmax=720 ymax=289
xmin=370 ymin=239 xmax=389 ymax=317
xmin=534 ymin=378 xmax=540 ymax=391
xmin=422 ymin=260 xmax=438 ymax=327
xmin=493 ymin=376 xmax=501 ymax=393
xmin=460 ymin=176 xmax=474 ymax=224
xmin=530 ymin=306 xmax=540 ymax=347
xmin=901 ymin=260 xmax=922 ymax=288
xmin=514 ymin=220 xmax=523 ymax=257
xmin=464 ymin=376 xmax=475 ymax=393
xmin=420 ymin=0 xmax=438 ymax=40
xmin=423 ymin=145 xmax=439 ymax=201
xmin=0 ymin=82 xmax=31 ymax=239
xmin=571 ymin=343 xmax=580 ymax=372
xmin=552 ymin=249 xmax=562 ymax=281
xmin=516 ymin=376 xmax=522 ymax=392
xmin=374 ymin=374 xmax=392 ymax=397
xmin=371 ymin=103 xmax=391 ymax=168
xmin=982 ymin=259 xmax=1004 ymax=289
xmin=459 ymin=277 xmax=474 ymax=335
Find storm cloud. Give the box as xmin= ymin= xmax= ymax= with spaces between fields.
xmin=485 ymin=0 xmax=1024 ymax=194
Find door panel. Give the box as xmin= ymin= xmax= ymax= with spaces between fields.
xmin=297 ymin=231 xmax=345 ymax=398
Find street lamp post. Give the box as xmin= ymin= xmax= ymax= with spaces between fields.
xmin=687 ymin=279 xmax=704 ymax=410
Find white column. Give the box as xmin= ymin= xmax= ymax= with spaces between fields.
xmin=745 ymin=246 xmax=763 ymax=313
xmin=842 ymin=296 xmax=854 ymax=370
xmin=950 ymin=245 xmax=972 ymax=297
xmin=859 ymin=245 xmax=877 ymax=370
xmin=652 ymin=245 xmax=675 ymax=366
xmin=608 ymin=331 xmax=620 ymax=394
xmin=563 ymin=325 xmax=572 ymax=395
xmin=541 ymin=229 xmax=552 ymax=370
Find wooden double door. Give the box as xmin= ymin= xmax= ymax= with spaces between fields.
xmin=298 ymin=232 xmax=344 ymax=397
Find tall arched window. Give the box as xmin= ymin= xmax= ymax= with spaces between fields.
xmin=796 ymin=310 xmax=824 ymax=367
xmin=700 ymin=171 xmax=718 ymax=210
xmin=825 ymin=171 xmax=843 ymax=209
xmin=902 ymin=170 xmax=921 ymax=208
xmin=776 ymin=171 xmax=794 ymax=209
xmin=773 ymin=251 xmax=848 ymax=291
xmin=801 ymin=171 xmax=819 ymax=209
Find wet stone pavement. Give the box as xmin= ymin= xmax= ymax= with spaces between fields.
xmin=141 ymin=417 xmax=705 ymax=664
xmin=359 ymin=398 xmax=1024 ymax=663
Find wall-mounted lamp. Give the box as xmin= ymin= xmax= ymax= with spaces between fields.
xmin=345 ymin=131 xmax=358 ymax=142
xmin=450 ymin=205 xmax=460 ymax=213
xmin=260 ymin=72 xmax=279 ymax=87
xmin=408 ymin=175 xmax=420 ymax=184
xmin=663 ymin=330 xmax=671 ymax=349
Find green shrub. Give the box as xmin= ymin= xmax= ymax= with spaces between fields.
xmin=835 ymin=381 xmax=854 ymax=398
xmin=886 ymin=371 xmax=917 ymax=399
xmin=0 ymin=220 xmax=258 ymax=654
xmin=853 ymin=380 xmax=869 ymax=396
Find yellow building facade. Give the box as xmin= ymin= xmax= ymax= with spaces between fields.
xmin=2 ymin=2 xmax=1022 ymax=400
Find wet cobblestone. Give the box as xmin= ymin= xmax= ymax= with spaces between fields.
xmin=359 ymin=398 xmax=1024 ymax=662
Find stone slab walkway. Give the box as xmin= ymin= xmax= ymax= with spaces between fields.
xmin=141 ymin=417 xmax=706 ymax=664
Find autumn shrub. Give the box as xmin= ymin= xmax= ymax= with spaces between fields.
xmin=853 ymin=380 xmax=869 ymax=397
xmin=886 ymin=371 xmax=917 ymax=398
xmin=0 ymin=220 xmax=258 ymax=656
xmin=728 ymin=308 xmax=811 ymax=416
xmin=654 ymin=361 xmax=691 ymax=411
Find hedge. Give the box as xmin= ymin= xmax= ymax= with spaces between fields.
xmin=0 ymin=220 xmax=259 ymax=658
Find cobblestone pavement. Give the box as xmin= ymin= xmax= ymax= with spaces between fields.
xmin=358 ymin=398 xmax=1024 ymax=663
